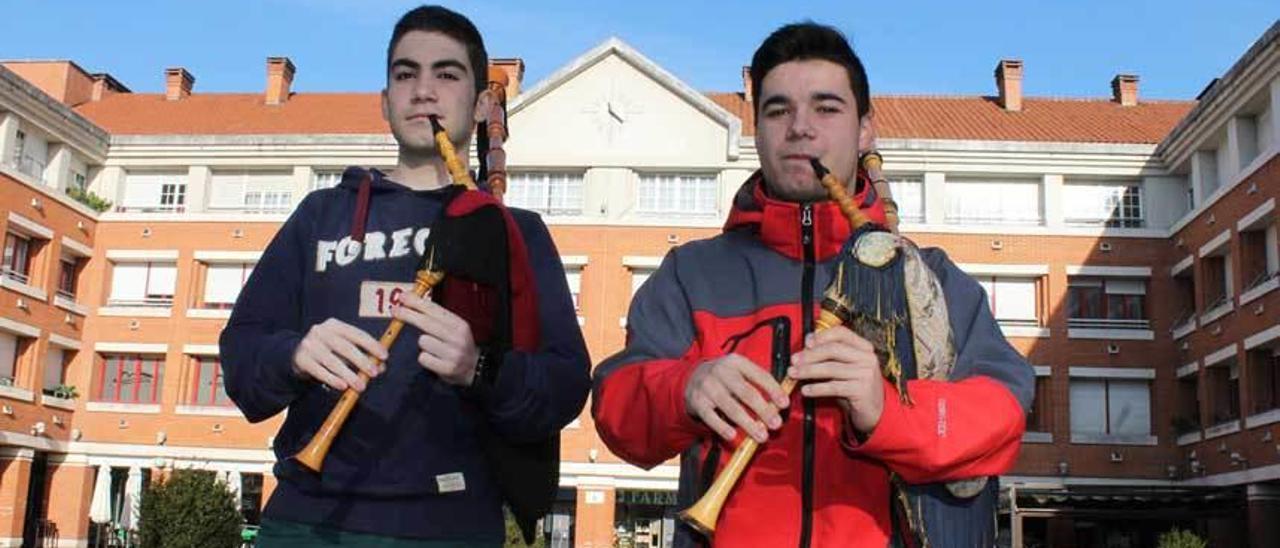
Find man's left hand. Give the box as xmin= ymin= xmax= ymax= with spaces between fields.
xmin=393 ymin=292 xmax=480 ymax=386
xmin=788 ymin=326 xmax=884 ymax=434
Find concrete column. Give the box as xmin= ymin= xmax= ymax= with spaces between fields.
xmin=574 ymin=483 xmax=616 ymax=548
xmin=0 ymin=448 xmax=34 ymax=544
xmin=291 ymin=165 xmax=312 ymax=207
xmin=44 ymin=461 xmax=95 ymax=548
xmin=720 ymin=169 xmax=753 ymax=217
xmin=1225 ymin=117 xmax=1244 ymax=182
xmin=0 ymin=113 xmax=19 ymax=168
xmin=594 ymin=167 xmax=635 ymax=222
xmin=1248 ymin=482 xmax=1280 ymax=548
xmin=46 ymin=143 xmax=72 ymax=192
xmin=96 ymin=166 xmax=126 ymax=210
xmin=1270 ymin=78 xmax=1280 ymax=152
xmin=1190 ymin=150 xmax=1217 ymax=206
xmin=924 ymin=172 xmax=946 ymax=225
xmin=1043 ymin=174 xmax=1065 ymax=229
xmin=185 ymin=165 xmax=211 ymax=213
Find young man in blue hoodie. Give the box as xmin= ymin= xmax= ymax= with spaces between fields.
xmin=219 ymin=5 xmax=591 ymax=546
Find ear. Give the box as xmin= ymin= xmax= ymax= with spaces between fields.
xmin=473 ymin=88 xmax=496 ymax=125
xmin=381 ymin=88 xmax=390 ymax=123
xmin=856 ymin=110 xmax=876 ymax=154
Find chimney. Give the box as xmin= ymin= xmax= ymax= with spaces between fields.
xmin=1111 ymin=74 xmax=1139 ymax=106
xmin=742 ymin=66 xmax=753 ymax=104
xmin=165 ymin=67 xmax=194 ymax=101
xmin=994 ymin=59 xmax=1023 ymax=112
xmin=90 ymin=73 xmax=129 ymax=102
xmin=266 ymin=57 xmax=296 ymax=105
xmin=488 ymin=58 xmax=524 ymax=101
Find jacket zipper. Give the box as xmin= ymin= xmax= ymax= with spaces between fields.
xmin=799 ymin=204 xmax=815 ymax=548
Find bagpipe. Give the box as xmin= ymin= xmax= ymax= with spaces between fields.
xmin=681 ymin=153 xmax=995 ymax=547
xmin=292 ymin=67 xmax=555 ymax=545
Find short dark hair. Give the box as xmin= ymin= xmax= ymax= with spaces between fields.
xmin=387 ymin=5 xmax=488 ymax=95
xmin=749 ymin=22 xmax=870 ymax=118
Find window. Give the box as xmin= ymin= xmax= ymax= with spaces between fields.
xmin=157 ymin=181 xmax=186 ymax=212
xmin=1027 ymin=375 xmax=1052 ymax=433
xmin=1248 ymin=347 xmax=1280 ymax=415
xmin=311 ymin=170 xmax=342 ymax=191
xmin=2 ymin=232 xmax=33 ymax=284
xmin=943 ymin=179 xmax=1041 ymax=225
xmin=1207 ymin=359 xmax=1240 ymax=425
xmin=58 ymin=256 xmax=82 ymax=299
xmin=243 ymin=191 xmax=291 ymax=214
xmin=70 ymin=171 xmax=87 ymax=193
xmin=108 ymin=262 xmax=177 ymax=306
xmin=96 ymin=354 xmax=162 ymax=404
xmin=637 ymin=174 xmax=718 ymax=216
xmin=0 ymin=332 xmax=31 ymax=387
xmin=11 ymin=129 xmax=47 ymax=181
xmin=1069 ymin=378 xmax=1151 ymax=438
xmin=631 ymin=269 xmax=654 ymax=297
xmin=201 ymin=262 xmax=253 ymax=309
xmin=506 ymin=172 xmax=584 ymax=216
xmin=1202 ymin=254 xmax=1232 ymax=310
xmin=42 ymin=347 xmax=71 ymax=395
xmin=191 ymin=356 xmax=231 ymax=406
xmin=1171 ymin=268 xmax=1196 ymax=332
xmin=121 ymin=172 xmax=187 ymax=213
xmin=1174 ymin=374 xmax=1201 ymax=435
xmin=209 ymin=171 xmax=293 ymax=213
xmin=1063 ymin=183 xmax=1144 ymax=228
xmin=975 ymin=276 xmax=1039 ymax=327
xmin=12 ymin=130 xmax=24 ymax=166
xmin=1241 ymin=222 xmax=1278 ymax=292
xmin=885 ymin=175 xmax=923 ymax=223
xmin=1067 ymin=277 xmax=1148 ymax=329
xmin=565 ymin=269 xmax=582 ymax=312
xmin=240 ymin=473 xmax=264 ymax=525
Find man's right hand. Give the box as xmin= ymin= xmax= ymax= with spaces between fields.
xmin=292 ymin=318 xmax=388 ymax=392
xmin=685 ymin=354 xmax=789 ymax=443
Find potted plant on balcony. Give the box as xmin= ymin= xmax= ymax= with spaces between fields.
xmin=1157 ymin=527 xmax=1206 ymax=548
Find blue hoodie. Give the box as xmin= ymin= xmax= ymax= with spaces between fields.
xmin=219 ymin=167 xmax=591 ymax=541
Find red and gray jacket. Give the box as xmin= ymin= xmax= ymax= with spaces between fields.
xmin=592 ymin=172 xmax=1033 ymax=548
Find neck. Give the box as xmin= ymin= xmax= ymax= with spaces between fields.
xmin=389 ymin=142 xmax=471 ymax=191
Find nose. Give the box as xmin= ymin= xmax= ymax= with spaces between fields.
xmin=786 ymin=108 xmax=815 ymax=140
xmin=410 ymin=77 xmax=436 ymax=104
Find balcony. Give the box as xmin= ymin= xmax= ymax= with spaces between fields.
xmin=1067 ymin=317 xmax=1154 ymax=340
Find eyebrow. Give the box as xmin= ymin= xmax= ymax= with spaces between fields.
xmin=431 ymin=59 xmax=469 ymax=74
xmin=760 ymin=92 xmax=848 ymax=110
xmin=389 ymin=58 xmax=469 ymax=74
xmin=812 ymin=92 xmax=847 ymax=104
xmin=390 ymin=59 xmax=421 ymax=72
xmin=760 ymin=95 xmax=791 ymax=110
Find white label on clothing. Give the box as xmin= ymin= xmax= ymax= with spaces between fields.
xmin=937 ymin=398 xmax=948 ymax=438
xmin=358 ymin=281 xmax=416 ymax=318
xmin=436 ymin=472 xmax=466 ymax=493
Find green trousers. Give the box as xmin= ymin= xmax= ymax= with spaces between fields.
xmin=256 ymin=518 xmax=502 ymax=548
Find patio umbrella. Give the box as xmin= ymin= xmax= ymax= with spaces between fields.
xmin=227 ymin=470 xmax=242 ymax=508
xmin=121 ymin=467 xmax=142 ymax=530
xmin=88 ymin=465 xmax=111 ymax=524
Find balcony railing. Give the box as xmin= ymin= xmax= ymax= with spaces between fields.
xmin=106 ymin=296 xmax=174 ymax=307
xmin=1067 ymin=317 xmax=1151 ymax=330
xmin=1 ymin=268 xmax=30 ymax=285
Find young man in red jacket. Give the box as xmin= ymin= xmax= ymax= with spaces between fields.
xmin=592 ymin=22 xmax=1033 ymax=548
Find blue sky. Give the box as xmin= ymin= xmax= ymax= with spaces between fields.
xmin=2 ymin=1 xmax=1275 ymax=100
